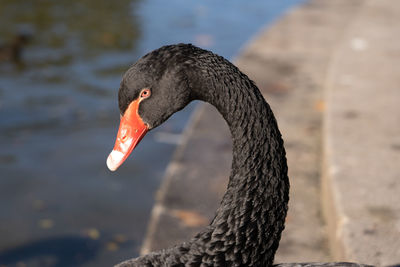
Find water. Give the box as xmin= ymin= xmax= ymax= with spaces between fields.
xmin=0 ymin=1 xmax=303 ymax=266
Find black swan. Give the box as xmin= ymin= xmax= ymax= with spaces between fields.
xmin=107 ymin=44 xmax=372 ymax=267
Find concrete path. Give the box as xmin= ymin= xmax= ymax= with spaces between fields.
xmin=140 ymin=0 xmax=400 ymax=266
xmin=322 ymin=1 xmax=400 ymax=266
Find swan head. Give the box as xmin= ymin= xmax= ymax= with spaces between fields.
xmin=107 ymin=44 xmax=194 ymax=171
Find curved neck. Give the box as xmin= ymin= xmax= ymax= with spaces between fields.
xmin=187 ymin=54 xmax=290 ymax=266
xmin=116 ymin=47 xmax=290 ymax=267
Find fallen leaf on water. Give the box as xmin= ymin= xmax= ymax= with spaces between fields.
xmin=86 ymin=228 xmax=100 ymax=240
xmin=113 ymin=234 xmax=127 ymax=243
xmin=171 ymin=209 xmax=209 ymax=227
xmin=106 ymin=241 xmax=119 ymax=251
xmin=38 ymin=219 xmax=54 ymax=229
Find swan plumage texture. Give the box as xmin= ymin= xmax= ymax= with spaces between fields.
xmin=112 ymin=44 xmax=372 ymax=267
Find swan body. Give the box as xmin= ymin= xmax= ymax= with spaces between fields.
xmin=107 ymin=44 xmax=372 ymax=267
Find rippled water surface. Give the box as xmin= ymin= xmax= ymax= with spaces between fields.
xmin=0 ymin=1 xmax=302 ymax=266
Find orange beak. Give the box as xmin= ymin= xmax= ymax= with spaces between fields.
xmin=106 ymin=99 xmax=148 ymax=171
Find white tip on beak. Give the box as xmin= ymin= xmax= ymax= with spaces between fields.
xmin=106 ymin=150 xmax=125 ymax=171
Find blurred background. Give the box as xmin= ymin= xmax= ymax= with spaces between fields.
xmin=0 ymin=1 xmax=303 ymax=266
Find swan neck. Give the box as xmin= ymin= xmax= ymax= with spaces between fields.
xmin=189 ymin=56 xmax=289 ymax=266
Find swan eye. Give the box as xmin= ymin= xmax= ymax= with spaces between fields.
xmin=140 ymin=89 xmax=151 ymax=99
